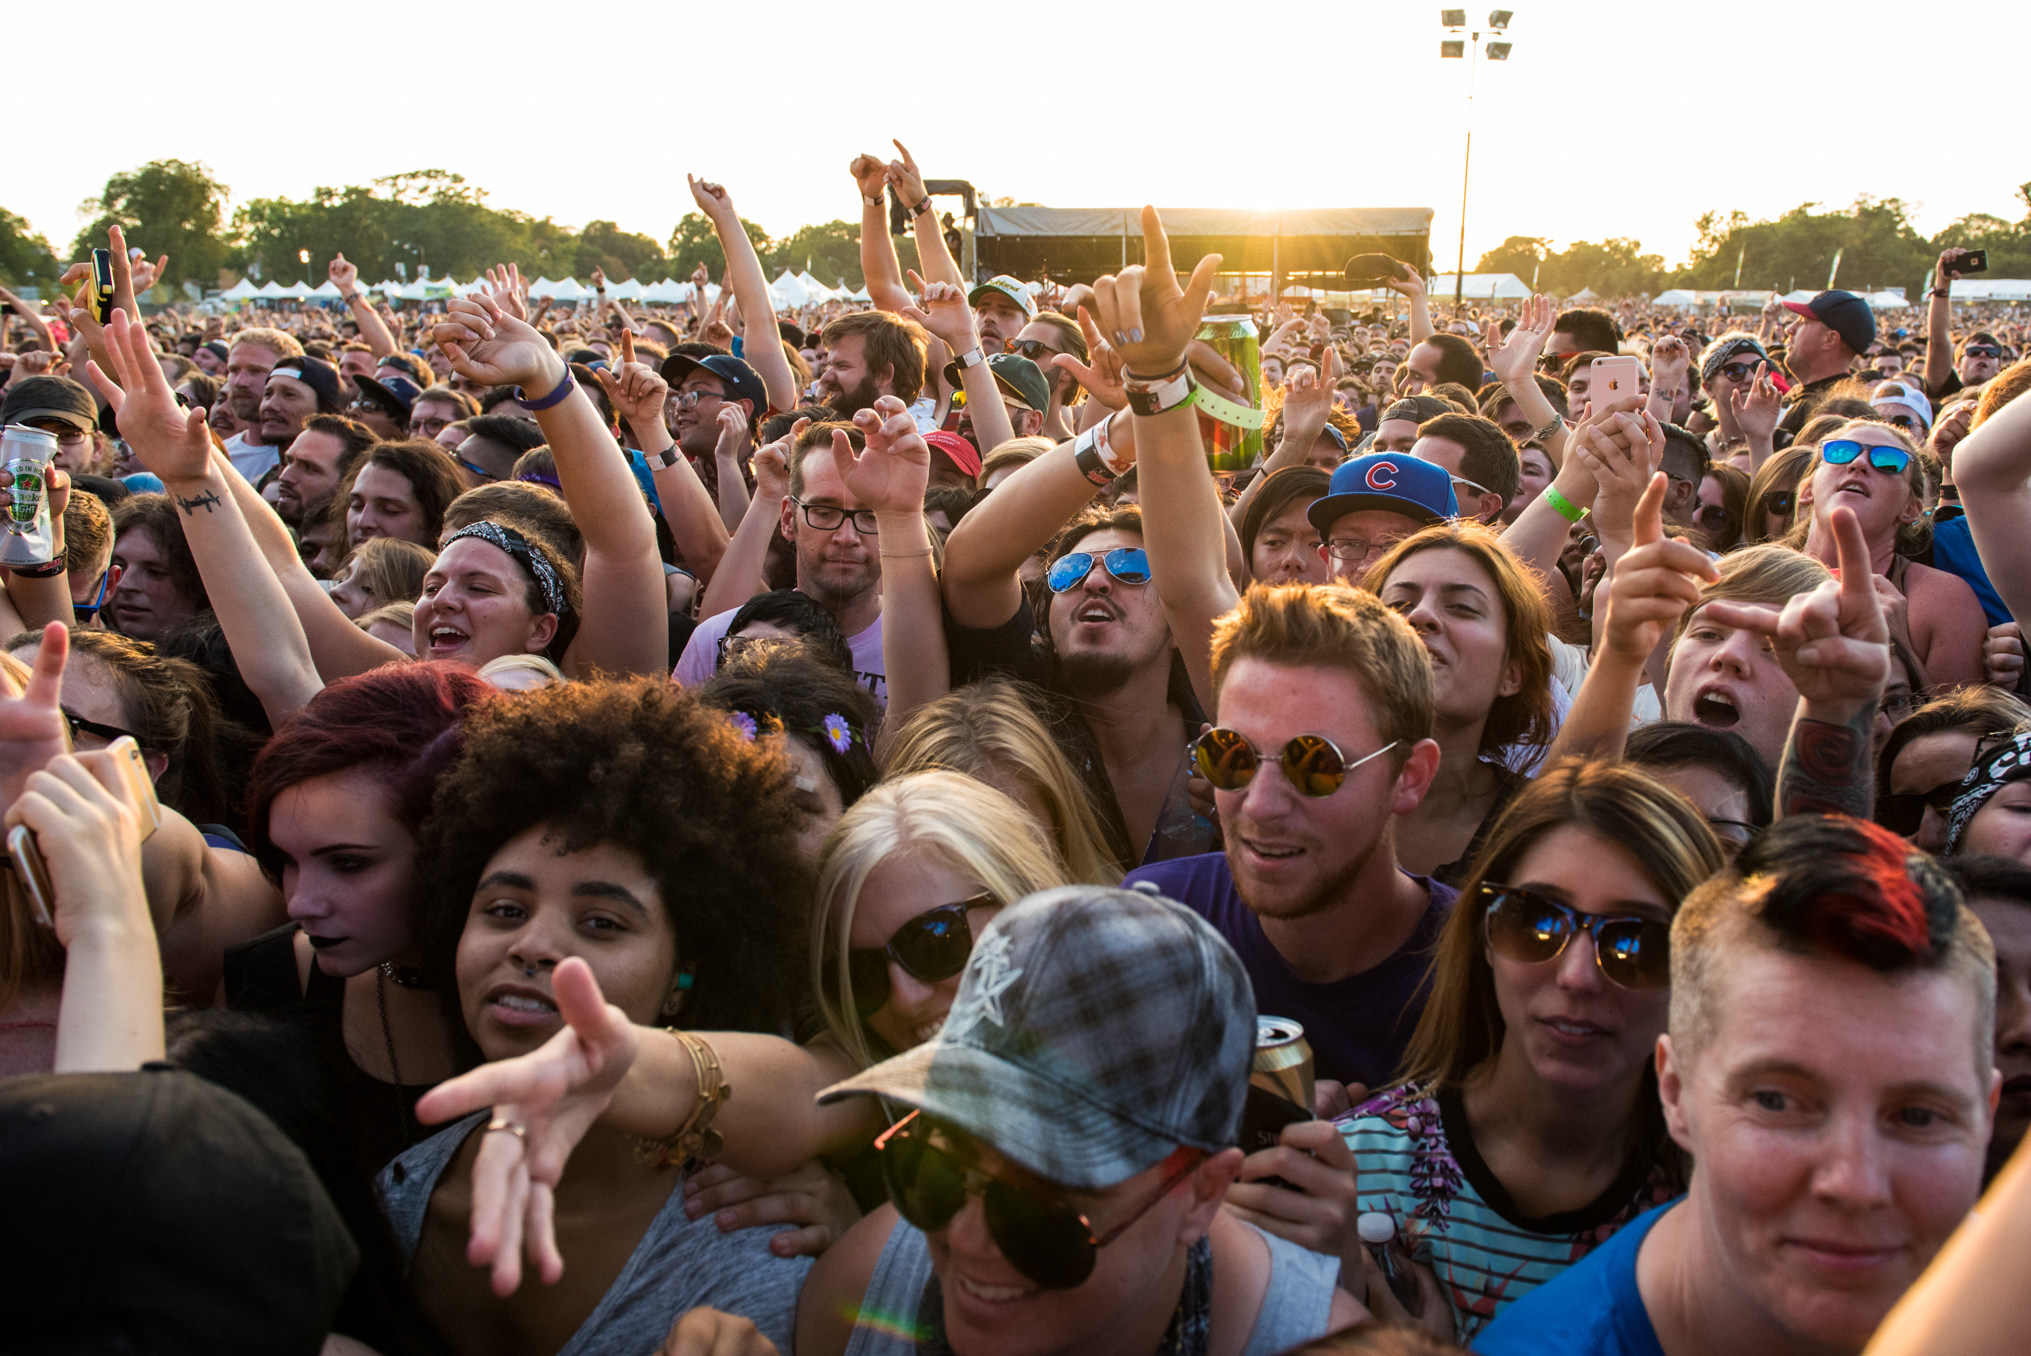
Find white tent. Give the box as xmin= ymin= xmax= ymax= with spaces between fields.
xmin=526 ymin=276 xmax=557 ymax=296
xmin=1568 ymin=286 xmax=1599 ymax=302
xmin=277 ymin=282 xmax=313 ymax=300
xmin=771 ymin=272 xmax=812 ymax=307
xmin=1862 ymin=290 xmax=1913 ymax=310
xmin=371 ymin=280 xmax=404 ymax=296
xmin=1779 ymin=289 xmax=1819 ymax=305
xmin=1948 ymin=278 xmax=2031 ymax=302
xmin=1428 ymin=273 xmax=1533 ymax=300
xmin=845 ymin=285 xmax=873 ymax=303
xmin=256 ymin=280 xmax=287 ymax=299
xmin=220 ymin=278 xmax=260 ymax=300
xmin=605 ymin=278 xmax=644 ymax=300
xmin=1652 ymin=289 xmax=1700 ymax=308
xmin=795 ymin=271 xmax=833 ymax=302
xmin=309 ymin=281 xmax=343 ymax=299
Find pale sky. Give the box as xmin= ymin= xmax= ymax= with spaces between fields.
xmin=13 ymin=0 xmax=2027 ymax=279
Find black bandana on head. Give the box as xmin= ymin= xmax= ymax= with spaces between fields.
xmin=445 ymin=521 xmax=571 ymax=617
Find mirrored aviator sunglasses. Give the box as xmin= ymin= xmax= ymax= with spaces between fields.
xmin=1820 ymin=440 xmax=1912 ymax=476
xmin=1190 ymin=727 xmax=1397 ymax=798
xmin=1046 ymin=547 xmax=1151 ymax=594
xmin=828 ymin=896 xmax=991 ymax=1019
xmin=1479 ymin=883 xmax=1671 ymax=990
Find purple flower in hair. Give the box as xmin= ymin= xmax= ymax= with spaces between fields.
xmin=728 ymin=711 xmax=759 ymax=742
xmin=822 ymin=713 xmax=853 ymax=754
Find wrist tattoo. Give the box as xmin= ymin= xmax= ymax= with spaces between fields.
xmin=1778 ymin=710 xmax=1875 ymax=820
xmin=176 ymin=489 xmax=222 ymax=515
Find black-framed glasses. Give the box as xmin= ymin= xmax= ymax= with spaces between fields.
xmin=1876 ymin=777 xmax=1964 ymax=838
xmin=1759 ymin=490 xmax=1796 ymax=518
xmin=1821 ymin=440 xmax=1912 ymax=476
xmin=791 ymin=497 xmax=879 ymax=535
xmin=62 ymin=706 xmax=142 ymax=750
xmin=876 ymin=1111 xmax=1201 ymax=1290
xmin=411 ymin=417 xmax=454 ymax=437
xmin=1325 ymin=534 xmax=1401 ymax=564
xmin=1003 ymin=337 xmax=1061 ymax=363
xmin=1046 ymin=547 xmax=1150 ymax=594
xmin=1479 ymin=883 xmax=1672 ymax=991
xmin=674 ymin=389 xmax=726 ymax=410
xmin=1190 ymin=726 xmax=1398 ymax=799
xmin=827 ymin=894 xmax=996 ymax=1019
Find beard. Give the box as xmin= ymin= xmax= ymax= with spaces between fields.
xmin=1057 ymin=648 xmax=1138 ymax=696
xmin=824 ymin=373 xmax=881 ymax=418
xmin=1227 ymin=824 xmax=1382 ymax=923
xmin=228 ymin=386 xmax=262 ymax=422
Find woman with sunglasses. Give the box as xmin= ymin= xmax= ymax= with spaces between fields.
xmin=1793 ymin=420 xmax=1987 ymax=688
xmin=1877 ymin=687 xmax=2031 ymax=853
xmin=1363 ymin=522 xmax=1554 ymax=882
xmin=1693 ymin=463 xmax=1747 ymax=553
xmin=1337 ymin=759 xmax=1724 ymax=1341
xmin=1743 ymin=442 xmax=1814 ymax=544
xmin=1693 ymin=333 xmax=1779 ymax=469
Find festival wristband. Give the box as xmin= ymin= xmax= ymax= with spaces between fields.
xmin=1073 ymin=421 xmax=1116 ymax=487
xmin=1542 ymin=486 xmax=1585 ymax=524
xmin=516 ymin=369 xmax=576 ymax=411
xmin=1123 ymin=365 xmax=1196 ymax=417
xmin=9 ymin=559 xmax=66 ymax=578
xmin=954 ymin=346 xmax=985 ymax=370
xmin=1192 ymin=384 xmax=1265 ymax=430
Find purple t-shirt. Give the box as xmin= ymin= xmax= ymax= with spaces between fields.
xmin=1123 ymin=852 xmax=1457 ymax=1090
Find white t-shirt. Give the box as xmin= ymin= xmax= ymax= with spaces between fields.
xmin=674 ymin=602 xmax=886 ymax=709
xmin=222 ymin=431 xmax=279 ymax=483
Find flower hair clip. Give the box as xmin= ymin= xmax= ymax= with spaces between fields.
xmin=723 ymin=708 xmax=863 ymax=756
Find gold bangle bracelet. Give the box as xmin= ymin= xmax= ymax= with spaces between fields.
xmin=635 ymin=1029 xmax=732 ymax=1170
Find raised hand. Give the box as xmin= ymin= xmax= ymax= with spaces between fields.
xmin=1728 ymin=361 xmax=1780 ymax=444
xmin=750 ymin=421 xmax=802 ymax=502
xmin=485 ymin=263 xmax=529 ymax=322
xmin=1089 ymin=206 xmax=1221 ymax=378
xmin=593 ymin=344 xmax=671 ymax=437
xmin=1600 ymin=474 xmax=1719 ymax=663
xmin=1282 ymin=363 xmax=1334 ymax=435
xmin=688 ymin=175 xmax=735 ymax=223
xmin=1650 ymin=335 xmax=1690 ymax=397
xmin=1570 ymin=409 xmax=1663 ymax=546
xmin=899 ymin=270 xmax=978 ymax=354
xmin=1701 ymin=505 xmax=1890 ymax=706
xmin=5 ymin=740 xmax=156 ymax=949
xmin=432 ymin=294 xmax=565 ymax=393
xmin=837 ymin=396 xmax=929 ymax=516
xmin=328 ymin=253 xmax=359 ymax=294
xmin=126 ymin=249 xmax=168 ymax=298
xmin=885 ymin=140 xmax=928 ymax=208
xmin=1381 ymin=261 xmax=1426 ymax=301
xmin=1490 ymin=294 xmax=1554 ymax=387
xmin=0 ymin=622 xmax=69 ymax=814
xmin=85 ymin=308 xmax=216 ymax=484
xmin=849 ymin=154 xmax=887 ymax=201
xmin=412 ymin=957 xmax=640 ymax=1296
xmin=1052 ymin=307 xmax=1127 ymax=410
xmin=714 ymin=402 xmax=750 ymax=463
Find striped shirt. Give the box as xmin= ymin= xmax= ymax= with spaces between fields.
xmin=1337 ymin=1082 xmax=1680 ymax=1342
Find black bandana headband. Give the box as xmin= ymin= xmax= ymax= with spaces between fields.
xmin=444 ymin=521 xmax=571 ymax=617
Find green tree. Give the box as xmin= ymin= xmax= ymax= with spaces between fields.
xmin=765 ymin=219 xmax=865 ymax=289
xmin=667 ymin=213 xmax=772 ymax=280
xmin=1474 ymin=236 xmax=1551 ymax=279
xmin=575 ymin=221 xmax=669 ymax=281
xmin=72 ymin=160 xmax=233 ymax=289
xmin=1675 ymin=196 xmax=1933 ymax=294
xmin=1539 ymin=238 xmax=1668 ymax=298
xmin=0 ymin=208 xmax=61 ymax=291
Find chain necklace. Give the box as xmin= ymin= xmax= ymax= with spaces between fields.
xmin=375 ymin=963 xmax=414 ymax=1145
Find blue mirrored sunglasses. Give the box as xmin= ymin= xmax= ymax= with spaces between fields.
xmin=1820 ymin=440 xmax=1911 ymax=475
xmin=1047 ymin=547 xmax=1152 ymax=594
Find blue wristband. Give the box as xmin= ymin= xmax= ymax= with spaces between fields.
xmin=517 ymin=370 xmax=576 ymax=411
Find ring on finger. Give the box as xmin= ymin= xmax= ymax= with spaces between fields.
xmin=486 ymin=1116 xmax=530 ymax=1146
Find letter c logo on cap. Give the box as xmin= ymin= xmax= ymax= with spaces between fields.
xmin=1365 ymin=460 xmax=1400 ymax=491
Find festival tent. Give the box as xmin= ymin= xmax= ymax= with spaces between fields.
xmin=1567 ymin=287 xmax=1599 ymax=302
xmin=606 ymin=278 xmax=644 ymax=300
xmin=770 ymin=270 xmax=812 ymax=307
xmin=1427 ymin=273 xmax=1532 ymax=300
xmin=1779 ymin=289 xmax=1819 ymax=305
xmin=276 ymin=282 xmax=313 ymax=300
xmin=255 ymin=281 xmax=287 ymax=299
xmin=973 ymin=206 xmax=1433 ymax=285
xmin=796 ymin=271 xmax=834 ymax=302
xmin=1652 ymin=289 xmax=1700 ymax=308
xmin=309 ymin=281 xmax=343 ymax=300
xmin=845 ymin=285 xmax=873 ymax=303
xmin=220 ymin=278 xmax=260 ymax=301
xmin=1862 ymin=290 xmax=1912 ymax=309
xmin=1948 ymin=279 xmax=2031 ymax=302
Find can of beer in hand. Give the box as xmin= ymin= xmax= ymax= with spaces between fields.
xmin=1252 ymin=1016 xmax=1315 ymax=1113
xmin=1193 ymin=315 xmax=1264 ymax=475
xmin=0 ymin=425 xmax=58 ymax=569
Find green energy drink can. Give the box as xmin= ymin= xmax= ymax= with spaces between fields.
xmin=1251 ymin=1016 xmax=1314 ymax=1113
xmin=0 ymin=424 xmax=57 ymax=569
xmin=1193 ymin=315 xmax=1265 ymax=474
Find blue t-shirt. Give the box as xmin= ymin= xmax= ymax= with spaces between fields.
xmin=1472 ymin=1201 xmax=1673 ymax=1356
xmin=1122 ymin=852 xmax=1457 ymax=1089
xmin=1931 ymin=513 xmax=2012 ymax=627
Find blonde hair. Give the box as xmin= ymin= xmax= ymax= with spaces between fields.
xmin=813 ymin=771 xmax=1069 ymax=1068
xmin=356 ymin=601 xmax=415 ymax=643
xmin=979 ymin=436 xmax=1053 ymax=487
xmin=886 ymin=680 xmax=1123 ymax=885
xmin=475 ymin=652 xmax=567 ymax=689
xmin=1669 ymin=545 xmax=1830 ymax=658
xmin=348 ymin=536 xmax=436 ymax=610
xmin=0 ymin=650 xmax=66 ymax=1012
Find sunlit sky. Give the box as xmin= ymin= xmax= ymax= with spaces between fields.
xmin=14 ymin=0 xmax=2028 ymax=280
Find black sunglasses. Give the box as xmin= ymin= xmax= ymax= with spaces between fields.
xmin=1694 ymin=504 xmax=1736 ymax=537
xmin=1716 ymin=361 xmax=1760 ymax=383
xmin=62 ymin=706 xmax=142 ymax=749
xmin=1479 ymin=883 xmax=1672 ymax=991
xmin=1759 ymin=489 xmax=1796 ymax=517
xmin=1876 ymin=777 xmax=1964 ymax=838
xmin=829 ymin=894 xmax=995 ymax=1019
xmin=876 ymin=1111 xmax=1200 ymax=1290
xmin=1002 ymin=337 xmax=1060 ymax=363
xmin=1190 ymin=727 xmax=1397 ymax=799
xmin=1965 ymin=345 xmax=2002 ymax=359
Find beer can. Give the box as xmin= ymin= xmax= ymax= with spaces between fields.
xmin=0 ymin=424 xmax=58 ymax=569
xmin=1193 ymin=315 xmax=1264 ymax=474
xmin=1251 ymin=1015 xmax=1314 ymax=1112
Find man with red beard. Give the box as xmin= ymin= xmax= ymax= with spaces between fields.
xmin=814 ymin=310 xmax=927 ymax=421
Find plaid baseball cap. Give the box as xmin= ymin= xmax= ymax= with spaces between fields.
xmin=819 ymin=885 xmax=1257 ymax=1190
xmin=967 ymin=275 xmax=1039 ymax=321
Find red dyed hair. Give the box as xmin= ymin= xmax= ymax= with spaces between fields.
xmin=246 ymin=662 xmax=497 ymax=876
xmin=1738 ymin=815 xmax=1956 ymax=970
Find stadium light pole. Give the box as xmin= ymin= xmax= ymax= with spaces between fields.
xmin=1441 ymin=10 xmax=1513 ymax=309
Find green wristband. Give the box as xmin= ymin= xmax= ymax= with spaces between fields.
xmin=1542 ymin=486 xmax=1585 ymax=524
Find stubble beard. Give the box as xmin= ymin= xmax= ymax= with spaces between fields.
xmin=1228 ymin=823 xmax=1383 ymax=923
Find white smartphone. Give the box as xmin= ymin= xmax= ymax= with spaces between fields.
xmin=1587 ymin=355 xmax=1643 ymax=410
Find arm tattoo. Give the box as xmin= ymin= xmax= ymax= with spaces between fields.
xmin=175 ymin=490 xmax=222 ymax=515
xmin=1777 ymin=707 xmax=1876 ymax=820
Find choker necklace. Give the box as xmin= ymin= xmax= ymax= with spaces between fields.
xmin=379 ymin=961 xmax=430 ymax=990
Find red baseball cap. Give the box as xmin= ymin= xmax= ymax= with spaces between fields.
xmin=924 ymin=429 xmax=981 ymax=478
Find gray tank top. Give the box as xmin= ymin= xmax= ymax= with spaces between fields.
xmin=840 ymin=1217 xmax=1338 ymax=1356
xmin=378 ymin=1112 xmax=811 ymax=1355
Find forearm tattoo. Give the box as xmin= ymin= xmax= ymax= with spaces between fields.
xmin=1778 ymin=707 xmax=1876 ymax=820
xmin=176 ymin=490 xmax=221 ymax=515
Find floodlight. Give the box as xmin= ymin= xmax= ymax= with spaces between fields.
xmin=1441 ymin=40 xmax=1465 ymax=57
xmin=1440 ymin=9 xmax=1466 ymax=27
xmin=1487 ymin=41 xmax=1513 ymax=59
xmin=1488 ymin=10 xmax=1513 ymax=28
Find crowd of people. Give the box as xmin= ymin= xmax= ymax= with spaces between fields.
xmin=3 ymin=144 xmax=2031 ymax=1356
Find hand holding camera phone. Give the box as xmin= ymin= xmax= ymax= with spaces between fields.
xmin=78 ymin=249 xmax=115 ymax=327
xmin=7 ymin=736 xmax=161 ymax=934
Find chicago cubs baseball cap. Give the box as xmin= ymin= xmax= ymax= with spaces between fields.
xmin=967 ymin=275 xmax=1038 ymax=321
xmin=1308 ymin=452 xmax=1458 ymax=536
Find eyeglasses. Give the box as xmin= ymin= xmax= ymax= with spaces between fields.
xmin=791 ymin=497 xmax=879 ymax=535
xmin=1821 ymin=440 xmax=1913 ymax=476
xmin=411 ymin=417 xmax=453 ymax=437
xmin=1877 ymin=777 xmax=1963 ymax=838
xmin=674 ymin=389 xmax=726 ymax=410
xmin=1325 ymin=535 xmax=1401 ymax=564
xmin=1965 ymin=345 xmax=2002 ymax=359
xmin=1716 ymin=361 xmax=1760 ymax=383
xmin=455 ymin=457 xmax=498 ymax=482
xmin=1706 ymin=818 xmax=1759 ymax=850
xmin=1479 ymin=883 xmax=1672 ymax=991
xmin=1046 ymin=547 xmax=1150 ymax=594
xmin=1190 ymin=726 xmax=1398 ymax=798
xmin=1694 ymin=504 xmax=1736 ymax=537
xmin=62 ymin=706 xmax=142 ymax=750
xmin=1002 ymin=338 xmax=1061 ymax=363
xmin=876 ymin=1111 xmax=1202 ymax=1290
xmin=714 ymin=630 xmax=776 ymax=667
xmin=827 ymin=894 xmax=995 ymax=1019
xmin=1758 ymin=489 xmax=1796 ymax=518
xmin=1879 ymin=689 xmax=1921 ymax=722
xmin=1449 ymin=474 xmax=1495 ymax=498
